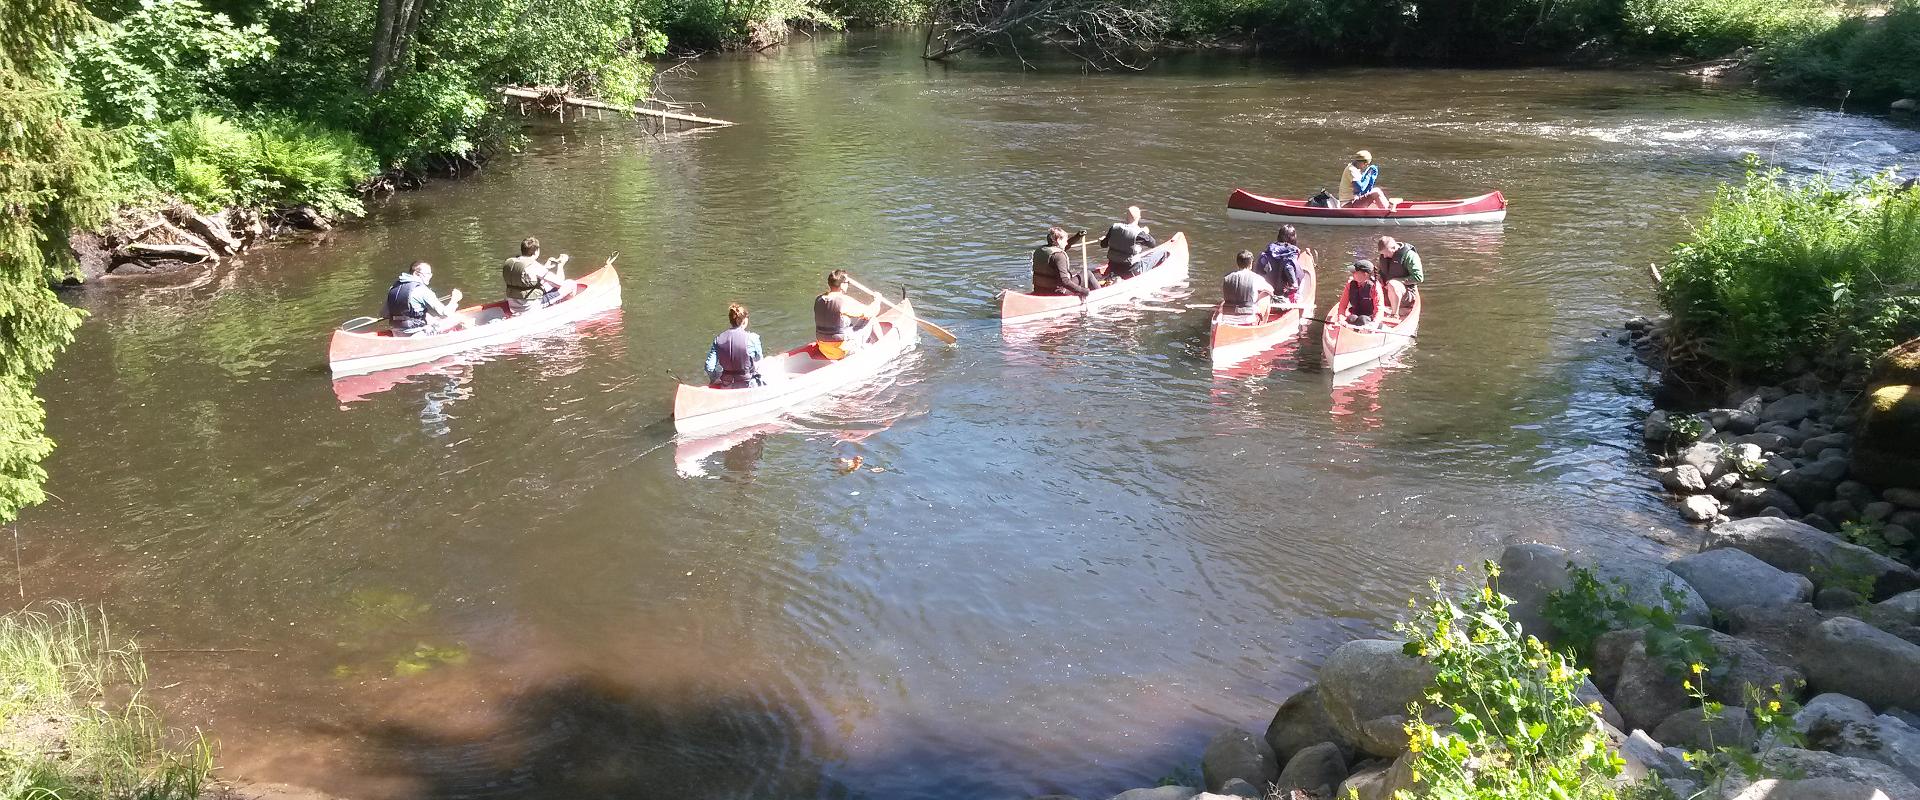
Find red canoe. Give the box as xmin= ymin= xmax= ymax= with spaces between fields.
xmin=1001 ymin=233 xmax=1190 ymax=324
xmin=1227 ymin=189 xmax=1506 ymax=226
xmin=671 ymin=297 xmax=920 ymax=435
xmin=1209 ymin=252 xmax=1319 ymax=369
xmin=1321 ymin=283 xmax=1421 ymax=373
xmin=328 ymin=264 xmax=622 ymax=376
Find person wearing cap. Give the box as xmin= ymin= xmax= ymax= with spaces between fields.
xmin=1342 ymin=261 xmax=1385 ymax=327
xmin=1337 ymin=151 xmax=1389 ymax=209
xmin=1097 ymin=205 xmax=1159 ymax=280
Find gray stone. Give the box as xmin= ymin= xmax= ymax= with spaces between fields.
xmin=1894 ymin=511 xmax=1920 ymax=532
xmin=1725 ymin=603 xmax=1824 ymax=664
xmin=1818 ymin=586 xmax=1867 ymax=610
xmin=1111 ymin=788 xmax=1198 ymax=800
xmin=1778 ymin=468 xmax=1840 ymax=508
xmin=1867 ymin=502 xmax=1899 ymax=523
xmin=1804 ymin=514 xmax=1841 ymax=534
xmin=1839 ymin=480 xmax=1879 ymax=507
xmin=1730 ymin=442 xmax=1766 ymax=467
xmin=1756 ymin=420 xmax=1798 ymax=438
xmin=1317 ymin=639 xmax=1439 ymax=758
xmin=1683 ymin=494 xmax=1723 ymax=522
xmin=1723 ymin=777 xmax=1909 ymax=799
xmin=1335 ymin=752 xmax=1416 ymax=800
xmin=1201 ymin=729 xmax=1276 ymax=793
xmin=1614 ymin=640 xmax=1693 ymax=731
xmin=1273 ymin=742 xmax=1346 ymax=798
xmin=1737 ymin=432 xmax=1791 ymax=452
xmin=1579 ymin=677 xmax=1626 ymax=731
xmin=1495 ymin=543 xmax=1572 ymax=645
xmin=1593 ymin=628 xmax=1644 ymax=693
xmin=1886 ymin=525 xmax=1915 ymax=548
xmin=1730 ymin=486 xmax=1803 ymax=518
xmin=1703 ymin=629 xmax=1806 ymax=705
xmin=1706 ymin=517 xmax=1920 ymax=598
xmin=1802 ymin=432 xmax=1852 ymax=459
xmin=1669 ymin=548 xmax=1814 ymax=612
xmin=1682 ymin=442 xmax=1726 ymax=480
xmin=1264 ymin=684 xmax=1352 ymax=766
xmin=1746 ymin=747 xmax=1920 ymax=798
xmin=1587 ymin=558 xmax=1712 ymax=627
xmin=1661 ymin=465 xmax=1710 ymax=493
xmin=1645 ymin=409 xmax=1673 ymax=443
xmin=1760 ymin=454 xmax=1795 ymax=481
xmin=1896 ymin=98 xmax=1919 ymax=112
xmin=1725 ymin=410 xmax=1761 ymax=435
xmin=1765 ymin=393 xmax=1822 ymax=423
xmin=1888 ymin=489 xmax=1920 ymax=510
xmin=1875 ymin=590 xmax=1920 ymax=626
xmin=1817 ymin=500 xmax=1863 ymax=525
xmin=1712 ymin=472 xmax=1745 ymax=499
xmin=1653 ymin=705 xmax=1757 ymax=750
xmin=1803 ymin=617 xmax=1920 ymax=710
xmin=1796 ymin=693 xmax=1920 ymax=786
xmin=1211 ymin=778 xmax=1260 ymax=799
xmin=1619 ymin=729 xmax=1695 ymax=781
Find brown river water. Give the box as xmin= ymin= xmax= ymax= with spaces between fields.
xmin=23 ymin=30 xmax=1920 ymax=800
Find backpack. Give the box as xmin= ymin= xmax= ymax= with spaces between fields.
xmin=1306 ymin=190 xmax=1335 ymax=208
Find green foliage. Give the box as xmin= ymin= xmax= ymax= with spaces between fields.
xmin=67 ymin=0 xmax=275 ymax=127
xmin=1618 ymin=0 xmax=1833 ymax=57
xmin=1840 ymin=519 xmax=1894 ymax=556
xmin=0 ymin=603 xmax=212 ymax=799
xmin=1763 ymin=0 xmax=1920 ymax=105
xmin=0 ymin=0 xmax=112 ymax=523
xmin=648 ymin=0 xmax=840 ymax=50
xmin=1668 ymin=415 xmax=1706 ymax=447
xmin=156 ymin=112 xmax=376 ymax=215
xmin=825 ymin=0 xmax=926 ymax=24
xmin=1675 ymin=670 xmax=1805 ymax=790
xmin=1544 ymin=565 xmax=1716 ymax=674
xmin=1658 ymin=163 xmax=1920 ymax=381
xmin=1396 ymin=562 xmax=1624 ymax=800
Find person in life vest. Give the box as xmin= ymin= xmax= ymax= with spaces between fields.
xmin=1254 ymin=224 xmax=1307 ymax=303
xmin=502 ymin=236 xmax=571 ymax=315
xmin=814 ymin=269 xmax=874 ymax=361
xmin=1342 ymin=261 xmax=1385 ymax=327
xmin=1336 ymin=150 xmax=1390 ymax=209
xmin=1097 ymin=205 xmax=1159 ymax=281
xmin=1375 ymin=235 xmax=1425 ymax=311
xmin=1032 ymin=226 xmax=1096 ymax=297
xmin=1219 ymin=250 xmax=1274 ymax=326
xmin=384 ymin=261 xmax=463 ymax=336
xmin=705 ymin=303 xmax=765 ymax=388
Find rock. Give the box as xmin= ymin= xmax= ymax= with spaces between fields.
xmin=1590 ymin=559 xmax=1713 ymax=627
xmin=1682 ymin=495 xmax=1722 ymax=522
xmin=1579 ymin=677 xmax=1626 ymax=730
xmin=1725 ymin=410 xmax=1761 ymax=435
xmin=1803 ymin=617 xmax=1920 ymax=709
xmin=1746 ymin=747 xmax=1920 ymax=797
xmin=1723 ymin=777 xmax=1906 ymax=799
xmin=1729 ymin=442 xmax=1766 ymax=467
xmin=1653 ymin=705 xmax=1757 ymax=750
xmin=1200 ymin=729 xmax=1277 ymax=793
xmin=118 ymin=241 xmax=214 ymax=264
xmin=1724 ymin=603 xmax=1824 ymax=663
xmin=1211 ymin=778 xmax=1260 ymax=799
xmin=1711 ymin=472 xmax=1744 ymax=499
xmin=1334 ymin=752 xmax=1416 ymax=800
xmin=1777 ymin=468 xmax=1839 ymax=508
xmin=1264 ymin=684 xmax=1351 ymax=767
xmin=1669 ymin=548 xmax=1814 ymax=612
xmin=1886 ymin=525 xmax=1915 ymax=548
xmin=1730 ymin=485 xmax=1803 ymax=518
xmin=1796 ymin=693 xmax=1920 ymax=785
xmin=1889 ymin=489 xmax=1920 ymax=510
xmin=1874 ymin=590 xmax=1920 ymax=625
xmin=1706 ymin=517 xmax=1920 ymax=598
xmin=1894 ymin=510 xmax=1920 ymax=532
xmin=1495 ymin=543 xmax=1572 ymax=645
xmin=1111 ymin=788 xmax=1199 ymax=800
xmin=1803 ymin=514 xmax=1840 ymax=533
xmin=1854 ymin=385 xmax=1920 ymax=490
xmin=1593 ymin=629 xmax=1644 ymax=692
xmin=1802 ymin=432 xmax=1852 ymax=459
xmin=1645 ymin=409 xmax=1672 ymax=442
xmin=1273 ymin=742 xmax=1346 ymax=799
xmin=1877 ymin=338 xmax=1920 ymax=387
xmin=1682 ymin=442 xmax=1726 ymax=480
xmin=1736 ymin=432 xmax=1790 ymax=452
xmin=1759 ymin=454 xmax=1794 ymax=481
xmin=1318 ymin=640 xmax=1439 ymax=757
xmin=1867 ymin=502 xmax=1899 ymax=523
xmin=1619 ymin=729 xmax=1695 ymax=781
xmin=1765 ymin=393 xmax=1822 ymax=424
xmin=1627 ymin=316 xmax=1652 ymax=331
xmin=1840 ymin=480 xmax=1879 ymax=507
xmin=1703 ymin=629 xmax=1806 ymax=705
xmin=284 ymin=205 xmax=333 ymax=232
xmin=1895 ymin=98 xmax=1919 ymax=113
xmin=1816 ymin=586 xmax=1867 ymax=610
xmin=1817 ymin=500 xmax=1862 ymax=525
xmin=1661 ymin=465 xmax=1710 ymax=493
xmin=1613 ymin=640 xmax=1693 ymax=731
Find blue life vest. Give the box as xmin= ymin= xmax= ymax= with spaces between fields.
xmin=1354 ymin=165 xmax=1378 ymax=195
xmin=385 ymin=277 xmax=428 ymax=330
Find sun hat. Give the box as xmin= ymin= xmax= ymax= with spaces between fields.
xmin=1351 ymin=150 xmax=1372 ymax=163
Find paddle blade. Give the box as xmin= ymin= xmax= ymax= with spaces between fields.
xmin=918 ymin=318 xmax=958 ymax=345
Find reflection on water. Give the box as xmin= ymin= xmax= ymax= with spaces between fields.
xmin=25 ymin=30 xmax=1920 ymax=800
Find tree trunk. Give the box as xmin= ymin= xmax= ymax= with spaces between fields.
xmin=367 ymin=0 xmax=428 ymax=91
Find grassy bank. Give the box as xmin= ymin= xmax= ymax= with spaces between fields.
xmin=0 ymin=603 xmax=211 ymax=799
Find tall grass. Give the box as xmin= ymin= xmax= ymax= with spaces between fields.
xmin=0 ymin=603 xmax=212 ymax=800
xmin=158 ymin=113 xmax=378 ymax=217
xmin=1658 ymin=163 xmax=1920 ymax=381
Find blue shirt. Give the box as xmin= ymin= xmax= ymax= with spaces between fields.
xmin=705 ymin=330 xmax=764 ymax=383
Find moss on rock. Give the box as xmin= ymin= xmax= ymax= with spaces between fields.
xmin=1853 ymin=384 xmax=1920 ymax=489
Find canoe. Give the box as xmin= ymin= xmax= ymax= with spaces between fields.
xmin=1226 ymin=189 xmax=1506 ymax=226
xmin=328 ymin=265 xmax=622 ymax=376
xmin=1208 ymin=251 xmax=1318 ymax=369
xmin=672 ymin=297 xmax=920 ymax=434
xmin=1001 ymin=232 xmax=1190 ymax=324
xmin=1320 ymin=282 xmax=1421 ymax=373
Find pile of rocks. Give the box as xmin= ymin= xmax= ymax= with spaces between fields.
xmin=1063 ymin=519 xmax=1920 ymax=800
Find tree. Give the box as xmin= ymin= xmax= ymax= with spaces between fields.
xmin=923 ymin=0 xmax=1168 ymax=68
xmin=0 ymin=0 xmax=115 ymax=522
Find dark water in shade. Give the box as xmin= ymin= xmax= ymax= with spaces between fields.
xmin=21 ymin=30 xmax=1920 ymax=800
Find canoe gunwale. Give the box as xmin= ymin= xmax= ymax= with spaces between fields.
xmin=327 ymin=265 xmax=622 ymax=376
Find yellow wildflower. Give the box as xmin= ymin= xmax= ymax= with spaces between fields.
xmin=1691 ymin=663 xmax=1705 ymax=675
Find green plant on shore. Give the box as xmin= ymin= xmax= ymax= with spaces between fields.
xmin=0 ymin=603 xmax=211 ymax=800
xmin=157 ymin=112 xmax=377 ymax=216
xmin=1668 ymin=416 xmax=1706 ymax=448
xmin=1543 ymin=566 xmax=1716 ymax=676
xmin=1674 ymin=667 xmax=1806 ymax=792
xmin=1395 ymin=562 xmax=1624 ymax=800
xmin=1839 ymin=520 xmax=1894 ymax=557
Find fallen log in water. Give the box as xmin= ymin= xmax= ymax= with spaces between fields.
xmin=499 ymin=87 xmax=735 ymax=127
xmin=120 ymin=242 xmax=214 ymax=264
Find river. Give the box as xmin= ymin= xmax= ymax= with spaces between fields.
xmin=23 ymin=30 xmax=1920 ymax=800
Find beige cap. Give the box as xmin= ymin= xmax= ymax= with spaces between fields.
xmin=1352 ymin=150 xmax=1372 ymax=163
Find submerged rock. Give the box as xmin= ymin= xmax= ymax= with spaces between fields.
xmin=1264 ymin=684 xmax=1352 ymax=766
xmin=1200 ymin=729 xmax=1276 ymax=792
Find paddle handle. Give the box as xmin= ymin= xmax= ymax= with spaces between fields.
xmin=844 ymin=276 xmax=958 ymax=344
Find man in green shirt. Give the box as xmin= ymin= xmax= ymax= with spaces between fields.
xmin=1376 ymin=235 xmax=1424 ymax=312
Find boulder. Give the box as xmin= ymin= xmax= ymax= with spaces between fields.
xmin=1263 ymin=684 xmax=1352 ymax=766
xmin=1682 ymin=495 xmax=1723 ymax=523
xmin=1895 ymin=98 xmax=1919 ymax=113
xmin=1334 ymin=752 xmax=1416 ymax=800
xmin=1111 ymin=788 xmax=1199 ymax=800
xmin=1724 ymin=410 xmax=1761 ymax=435
xmin=1660 ymin=465 xmax=1710 ymax=493
xmin=1802 ymin=432 xmax=1852 ymax=460
xmin=1802 ymin=617 xmax=1920 ymax=709
xmin=1579 ymin=677 xmax=1626 ymax=731
xmin=1593 ymin=628 xmax=1644 ymax=692
xmin=1885 ymin=524 xmax=1914 ymax=548
xmin=1745 ymin=747 xmax=1920 ymax=798
xmin=1890 ymin=489 xmax=1920 ymax=510
xmin=1587 ymin=559 xmax=1711 ymax=627
xmin=1211 ymin=778 xmax=1260 ymax=799
xmin=1866 ymin=502 xmax=1899 ymax=523
xmin=1723 ymin=777 xmax=1905 ymax=799
xmin=1796 ymin=693 xmax=1920 ymax=785
xmin=1839 ymin=480 xmax=1879 ymax=508
xmin=1317 ymin=639 xmax=1439 ymax=757
xmin=1803 ymin=514 xmax=1840 ymax=534
xmin=1878 ymin=590 xmax=1920 ymax=626
xmin=1894 ymin=510 xmax=1920 ymax=532
xmin=1764 ymin=393 xmax=1822 ymax=424
xmin=1613 ymin=640 xmax=1693 ymax=731
xmin=1777 ymin=468 xmax=1839 ymax=509
xmin=1730 ymin=486 xmax=1803 ymax=518
xmin=1653 ymin=705 xmax=1757 ymax=750
xmin=1618 ymin=729 xmax=1695 ymax=781
xmin=1703 ymin=629 xmax=1805 ymax=704
xmin=1736 ymin=432 xmax=1790 ymax=452
xmin=1801 ymin=455 xmax=1852 ymax=483
xmin=1682 ymin=442 xmax=1727 ymax=480
xmin=1645 ymin=409 xmax=1672 ymax=442
xmin=1668 ymin=548 xmax=1813 ymax=612
xmin=1200 ymin=729 xmax=1277 ymax=793
xmin=1706 ymin=517 xmax=1920 ymax=598
xmin=1273 ymin=742 xmax=1346 ymax=799
xmin=1816 ymin=586 xmax=1867 ymax=610
xmin=284 ymin=205 xmax=333 ymax=232
xmin=164 ymin=204 xmax=242 ymax=255
xmin=1495 ymin=543 xmax=1572 ymax=645
xmin=1711 ymin=472 xmax=1744 ymax=499
xmin=1853 ymin=385 xmax=1920 ymax=490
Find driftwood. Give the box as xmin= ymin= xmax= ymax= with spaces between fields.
xmin=165 ymin=204 xmax=242 ymax=255
xmin=120 ymin=242 xmax=214 ymax=264
xmin=499 ymin=86 xmax=734 ymax=127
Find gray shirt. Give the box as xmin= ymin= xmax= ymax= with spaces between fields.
xmin=1222 ymin=269 xmax=1271 ymax=314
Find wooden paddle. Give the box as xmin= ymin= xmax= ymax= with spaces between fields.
xmin=844 ymin=276 xmax=959 ymax=345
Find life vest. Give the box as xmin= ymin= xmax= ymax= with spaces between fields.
xmin=385 ymin=276 xmax=428 ymax=330
xmin=1256 ymin=243 xmax=1301 ymax=293
xmin=1382 ymin=243 xmax=1422 ymax=284
xmin=814 ymin=292 xmax=854 ymax=341
xmin=1105 ymin=221 xmax=1145 ymax=265
xmin=713 ymin=327 xmax=760 ymax=385
xmin=502 ymin=255 xmax=545 ymax=301
xmin=1346 ymin=279 xmax=1378 ymax=319
xmin=1032 ymin=245 xmax=1066 ymax=292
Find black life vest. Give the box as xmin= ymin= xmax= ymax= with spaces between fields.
xmin=385 ymin=278 xmax=427 ymax=330
xmin=1032 ymin=245 xmax=1066 ymax=292
xmin=713 ymin=327 xmax=760 ymax=385
xmin=503 ymin=256 xmax=544 ymax=300
xmin=814 ymin=293 xmax=853 ymax=341
xmin=1346 ymin=280 xmax=1377 ymax=319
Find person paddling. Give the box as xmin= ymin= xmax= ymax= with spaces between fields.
xmin=1375 ymin=235 xmax=1424 ymax=311
xmin=814 ymin=269 xmax=874 ymax=360
xmin=1342 ymin=261 xmax=1385 ymax=327
xmin=1219 ymin=250 xmax=1274 ymax=326
xmin=1336 ymin=151 xmax=1390 ymax=209
xmin=385 ymin=261 xmax=463 ymax=336
xmin=1032 ymin=226 xmax=1095 ymax=297
xmin=1098 ymin=205 xmax=1159 ymax=280
xmin=502 ymin=236 xmax=571 ymax=315
xmin=1255 ymin=224 xmax=1306 ymax=303
xmin=705 ymin=303 xmax=765 ymax=388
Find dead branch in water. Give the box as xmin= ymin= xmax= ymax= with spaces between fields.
xmin=923 ymin=0 xmax=1167 ymax=70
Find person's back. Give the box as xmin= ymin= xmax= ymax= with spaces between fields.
xmin=1375 ymin=237 xmax=1423 ymax=310
xmin=502 ymin=236 xmax=568 ymax=314
xmin=707 ymin=303 xmax=764 ymax=388
xmin=1218 ymin=250 xmax=1271 ymax=324
xmin=1099 ymin=205 xmax=1157 ymax=279
xmin=1256 ymin=242 xmax=1301 ymax=298
xmin=386 ymin=273 xmax=432 ymax=335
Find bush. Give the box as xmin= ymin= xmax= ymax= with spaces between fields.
xmin=1762 ymin=0 xmax=1920 ymax=105
xmin=157 ymin=113 xmax=378 ymax=215
xmin=1658 ymin=162 xmax=1920 ymax=380
xmin=1618 ymin=0 xmax=1834 ymax=57
xmin=67 ymin=0 xmax=275 ymax=127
